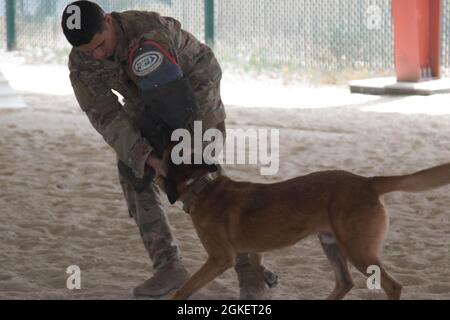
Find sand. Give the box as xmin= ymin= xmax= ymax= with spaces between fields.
xmin=0 ymin=60 xmax=449 ymax=300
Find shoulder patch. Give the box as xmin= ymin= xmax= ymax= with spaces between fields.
xmin=132 ymin=51 xmax=164 ymax=77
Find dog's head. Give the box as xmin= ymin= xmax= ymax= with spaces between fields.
xmin=156 ymin=146 xmax=219 ymax=205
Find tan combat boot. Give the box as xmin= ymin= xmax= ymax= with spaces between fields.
xmin=235 ymin=263 xmax=279 ymax=300
xmin=134 ymin=259 xmax=190 ymax=298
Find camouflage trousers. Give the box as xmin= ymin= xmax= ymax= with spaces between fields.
xmin=117 ymin=121 xmax=255 ymax=271
xmin=118 ymin=171 xmax=179 ymax=270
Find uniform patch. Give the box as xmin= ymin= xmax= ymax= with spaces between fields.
xmin=132 ymin=51 xmax=164 ymax=77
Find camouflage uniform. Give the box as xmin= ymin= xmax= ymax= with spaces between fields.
xmin=69 ymin=11 xmax=226 ymax=269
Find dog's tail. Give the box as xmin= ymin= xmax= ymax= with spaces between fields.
xmin=369 ymin=163 xmax=450 ymax=195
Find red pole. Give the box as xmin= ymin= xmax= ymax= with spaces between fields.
xmin=392 ymin=0 xmax=441 ymax=82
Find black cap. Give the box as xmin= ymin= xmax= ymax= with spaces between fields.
xmin=61 ymin=1 xmax=106 ymax=47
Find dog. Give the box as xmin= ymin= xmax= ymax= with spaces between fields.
xmin=157 ymin=149 xmax=450 ymax=300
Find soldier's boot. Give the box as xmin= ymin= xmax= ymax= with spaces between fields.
xmin=134 ymin=259 xmax=190 ymax=298
xmin=235 ymin=255 xmax=279 ymax=300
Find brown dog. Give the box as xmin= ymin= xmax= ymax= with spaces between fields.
xmin=158 ymin=150 xmax=450 ymax=300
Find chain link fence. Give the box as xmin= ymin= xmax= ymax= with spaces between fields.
xmin=216 ymin=0 xmax=395 ymax=75
xmin=442 ymin=0 xmax=450 ymax=75
xmin=1 ymin=0 xmax=450 ymax=76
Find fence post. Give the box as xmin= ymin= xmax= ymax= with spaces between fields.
xmin=205 ymin=0 xmax=214 ymax=47
xmin=6 ymin=0 xmax=17 ymax=51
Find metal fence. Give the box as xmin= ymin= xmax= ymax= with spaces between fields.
xmin=216 ymin=0 xmax=394 ymax=73
xmin=1 ymin=0 xmax=450 ymax=75
xmin=442 ymin=0 xmax=450 ymax=75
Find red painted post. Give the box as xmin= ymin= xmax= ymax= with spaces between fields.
xmin=392 ymin=0 xmax=441 ymax=82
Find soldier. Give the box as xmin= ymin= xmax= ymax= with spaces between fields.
xmin=61 ymin=0 xmax=277 ymax=299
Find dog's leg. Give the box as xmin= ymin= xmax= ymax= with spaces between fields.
xmin=332 ymin=204 xmax=402 ymax=300
xmin=171 ymin=228 xmax=236 ymax=300
xmin=342 ymin=250 xmax=402 ymax=300
xmin=172 ymin=255 xmax=235 ymax=300
xmin=249 ymin=253 xmax=279 ymax=288
xmin=348 ymin=257 xmax=402 ymax=300
xmin=319 ymin=233 xmax=354 ymax=300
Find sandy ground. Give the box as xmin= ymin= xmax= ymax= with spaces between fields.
xmin=0 ymin=60 xmax=450 ymax=300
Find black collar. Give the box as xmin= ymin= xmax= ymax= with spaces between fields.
xmin=178 ymin=171 xmax=221 ymax=214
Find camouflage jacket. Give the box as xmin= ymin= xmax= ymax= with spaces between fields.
xmin=69 ymin=11 xmax=226 ymax=178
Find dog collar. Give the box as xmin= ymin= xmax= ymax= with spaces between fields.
xmin=178 ymin=171 xmax=221 ymax=214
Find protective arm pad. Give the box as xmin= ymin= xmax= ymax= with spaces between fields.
xmin=141 ymin=76 xmax=199 ymax=131
xmin=128 ymin=40 xmax=200 ymax=131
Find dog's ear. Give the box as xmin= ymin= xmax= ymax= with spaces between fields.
xmin=165 ymin=179 xmax=178 ymax=205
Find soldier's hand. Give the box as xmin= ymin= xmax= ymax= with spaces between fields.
xmin=147 ymin=154 xmax=168 ymax=178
